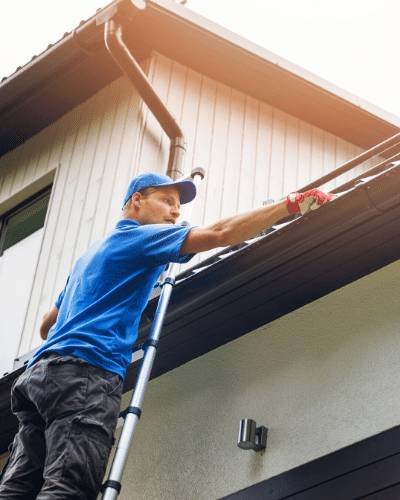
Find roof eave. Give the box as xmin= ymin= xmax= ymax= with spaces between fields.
xmin=0 ymin=0 xmax=399 ymax=159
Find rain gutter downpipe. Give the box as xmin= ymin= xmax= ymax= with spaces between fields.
xmin=104 ymin=11 xmax=186 ymax=180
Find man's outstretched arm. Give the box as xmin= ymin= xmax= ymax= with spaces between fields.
xmin=181 ymin=200 xmax=288 ymax=254
xmin=40 ymin=306 xmax=58 ymax=340
xmin=181 ymin=189 xmax=333 ymax=255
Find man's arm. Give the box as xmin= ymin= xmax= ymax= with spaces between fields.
xmin=40 ymin=306 xmax=58 ymax=340
xmin=181 ymin=200 xmax=288 ymax=254
xmin=181 ymin=189 xmax=333 ymax=255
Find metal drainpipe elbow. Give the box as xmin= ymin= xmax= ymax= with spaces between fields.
xmin=104 ymin=17 xmax=186 ymax=180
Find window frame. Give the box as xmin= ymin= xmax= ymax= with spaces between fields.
xmin=0 ymin=185 xmax=52 ymax=257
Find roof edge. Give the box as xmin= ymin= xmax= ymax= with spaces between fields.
xmin=148 ymin=0 xmax=400 ymax=129
xmin=0 ymin=0 xmax=399 ymax=158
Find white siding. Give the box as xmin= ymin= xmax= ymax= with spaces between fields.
xmin=0 ymin=51 xmax=376 ymax=358
xmin=0 ymin=229 xmax=43 ymax=375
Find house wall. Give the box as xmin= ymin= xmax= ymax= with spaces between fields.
xmin=0 ymin=51 xmax=374 ymax=365
xmin=114 ymin=258 xmax=400 ymax=500
xmin=0 ymin=229 xmax=43 ymax=374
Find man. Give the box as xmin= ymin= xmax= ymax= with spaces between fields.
xmin=0 ymin=172 xmax=333 ymax=499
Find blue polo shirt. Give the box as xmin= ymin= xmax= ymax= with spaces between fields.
xmin=28 ymin=219 xmax=193 ymax=379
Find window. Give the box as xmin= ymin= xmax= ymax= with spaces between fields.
xmin=0 ymin=186 xmax=52 ymax=376
xmin=0 ymin=186 xmax=51 ymax=256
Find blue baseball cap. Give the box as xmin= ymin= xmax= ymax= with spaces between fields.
xmin=122 ymin=172 xmax=196 ymax=208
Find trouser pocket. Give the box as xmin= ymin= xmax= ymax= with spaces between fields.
xmin=62 ymin=416 xmax=111 ymax=499
xmin=45 ymin=358 xmax=88 ymax=421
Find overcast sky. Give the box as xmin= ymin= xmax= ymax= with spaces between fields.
xmin=1 ymin=0 xmax=399 ymax=119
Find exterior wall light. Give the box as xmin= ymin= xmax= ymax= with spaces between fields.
xmin=237 ymin=418 xmax=268 ymax=452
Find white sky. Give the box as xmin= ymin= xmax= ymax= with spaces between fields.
xmin=1 ymin=0 xmax=400 ymax=119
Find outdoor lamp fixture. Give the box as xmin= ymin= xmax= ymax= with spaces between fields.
xmin=237 ymin=418 xmax=268 ymax=452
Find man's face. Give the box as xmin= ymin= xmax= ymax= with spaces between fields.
xmin=136 ymin=185 xmax=181 ymax=225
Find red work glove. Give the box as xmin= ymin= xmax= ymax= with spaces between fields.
xmin=286 ymin=189 xmax=335 ymax=215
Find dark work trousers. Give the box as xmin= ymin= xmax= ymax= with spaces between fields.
xmin=0 ymin=352 xmax=123 ymax=500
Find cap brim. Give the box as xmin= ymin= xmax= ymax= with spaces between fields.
xmin=165 ymin=179 xmax=197 ymax=204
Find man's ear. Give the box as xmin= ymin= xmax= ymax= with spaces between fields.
xmin=131 ymin=192 xmax=141 ymax=209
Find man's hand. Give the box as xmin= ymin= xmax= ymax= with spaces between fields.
xmin=40 ymin=307 xmax=58 ymax=340
xmin=286 ymin=189 xmax=335 ymax=215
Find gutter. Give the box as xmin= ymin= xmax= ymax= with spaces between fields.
xmin=125 ymin=163 xmax=399 ymax=390
xmin=140 ymin=163 xmax=400 ymax=335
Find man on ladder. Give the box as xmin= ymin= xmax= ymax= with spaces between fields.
xmin=0 ymin=171 xmax=332 ymax=499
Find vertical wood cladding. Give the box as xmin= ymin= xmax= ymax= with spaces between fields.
xmin=0 ymin=52 xmax=376 ymax=356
